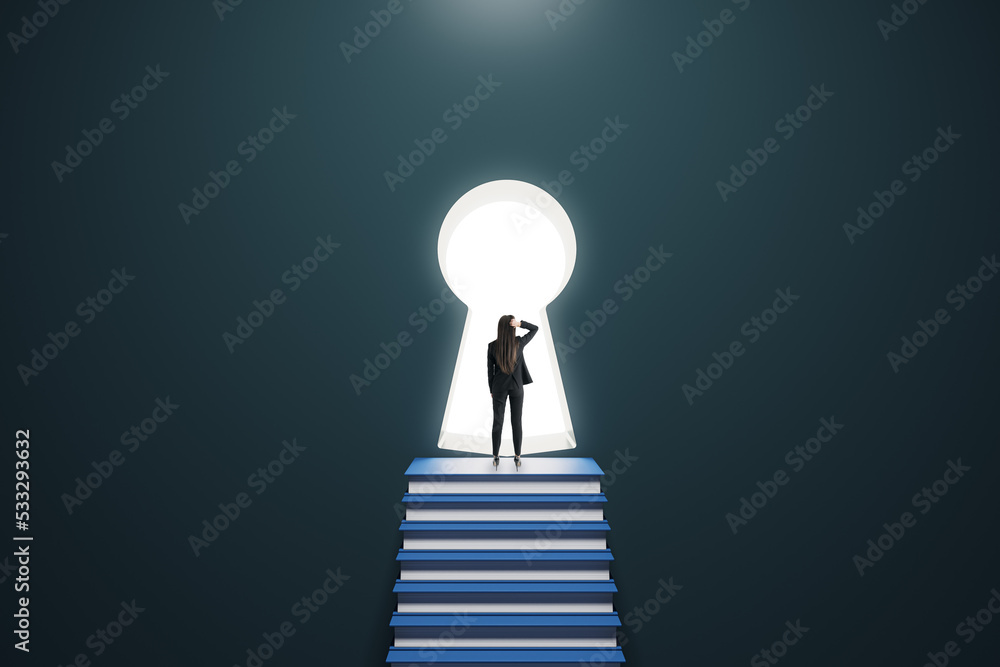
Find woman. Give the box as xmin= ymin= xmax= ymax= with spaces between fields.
xmin=487 ymin=315 xmax=538 ymax=468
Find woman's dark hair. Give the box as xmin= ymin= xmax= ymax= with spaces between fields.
xmin=494 ymin=314 xmax=518 ymax=375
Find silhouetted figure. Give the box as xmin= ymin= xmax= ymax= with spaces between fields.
xmin=487 ymin=315 xmax=538 ymax=468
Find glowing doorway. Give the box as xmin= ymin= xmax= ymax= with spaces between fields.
xmin=437 ymin=180 xmax=576 ymax=455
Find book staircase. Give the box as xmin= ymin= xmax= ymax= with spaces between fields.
xmin=385 ymin=457 xmax=626 ymax=666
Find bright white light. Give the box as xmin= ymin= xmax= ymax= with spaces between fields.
xmin=438 ymin=180 xmax=576 ymax=455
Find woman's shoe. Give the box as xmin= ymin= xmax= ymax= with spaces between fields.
xmin=514 ymin=455 xmax=521 ymax=468
xmin=493 ymin=455 xmax=499 ymax=469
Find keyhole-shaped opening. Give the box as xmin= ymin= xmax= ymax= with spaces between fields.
xmin=437 ymin=180 xmax=577 ymax=455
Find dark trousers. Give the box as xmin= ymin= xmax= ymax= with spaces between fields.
xmin=491 ymin=382 xmax=524 ymax=458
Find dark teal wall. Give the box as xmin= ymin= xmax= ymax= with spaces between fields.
xmin=3 ymin=1 xmax=999 ymax=665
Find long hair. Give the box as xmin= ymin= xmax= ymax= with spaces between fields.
xmin=494 ymin=314 xmax=518 ymax=375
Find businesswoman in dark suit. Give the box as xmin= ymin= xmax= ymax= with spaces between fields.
xmin=488 ymin=315 xmax=538 ymax=468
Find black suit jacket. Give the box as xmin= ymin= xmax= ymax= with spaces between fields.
xmin=487 ymin=321 xmax=538 ymax=393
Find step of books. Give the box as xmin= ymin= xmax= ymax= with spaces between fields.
xmin=386 ymin=457 xmax=625 ymax=666
xmin=397 ymin=549 xmax=613 ymax=581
